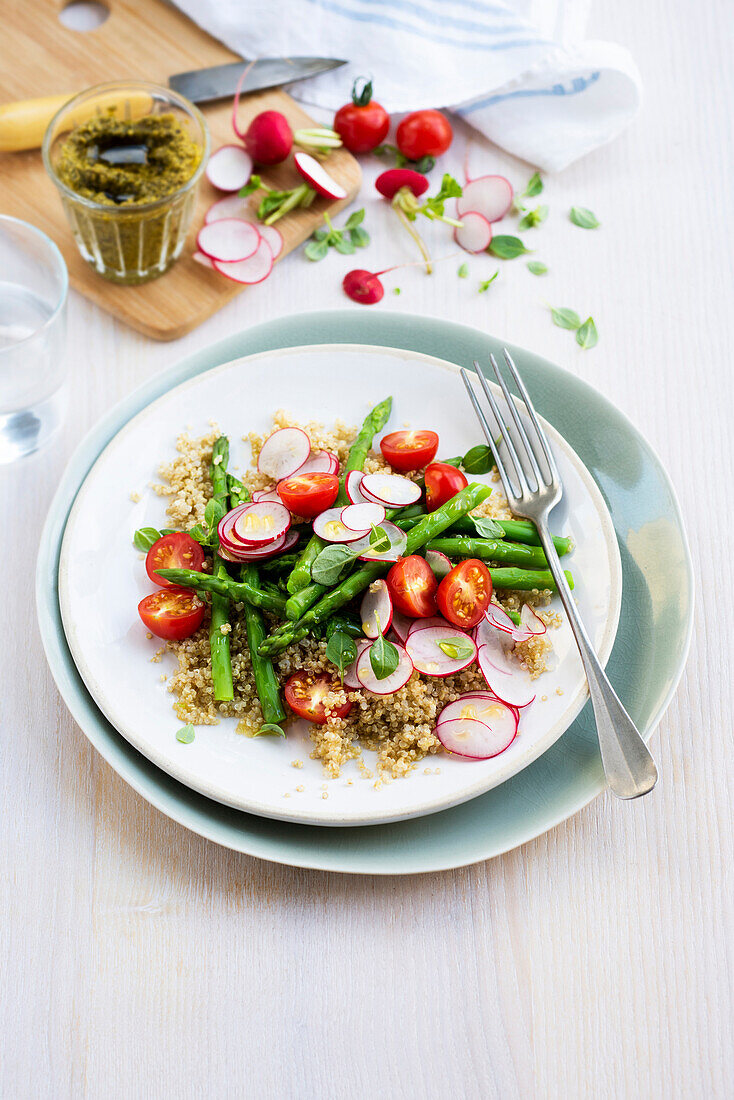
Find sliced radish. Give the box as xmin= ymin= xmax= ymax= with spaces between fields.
xmin=312 ymin=507 xmax=365 ymax=543
xmin=258 ymin=224 xmax=284 ymax=260
xmin=252 ymin=488 xmax=281 ymax=504
xmin=219 ymin=527 xmax=296 ymax=562
xmin=425 ymin=549 xmax=452 ymax=580
xmin=405 ymin=625 xmax=477 ymax=676
xmin=457 ymin=176 xmax=513 ymax=223
xmin=192 ymin=251 xmax=215 ymax=270
xmin=360 ymin=473 xmax=421 ymax=507
xmin=477 ymin=634 xmax=536 ymax=707
xmin=390 ymin=610 xmax=413 ymax=644
xmin=197 ymin=219 xmax=259 ymax=263
xmin=258 ymin=427 xmax=311 ymax=480
xmin=407 ymin=615 xmax=451 ymax=635
xmin=292 ymin=449 xmax=339 ymax=476
xmin=345 ymin=470 xmax=370 ymax=504
xmin=232 ymin=501 xmax=290 ymax=545
xmin=293 ymin=151 xmax=347 ymax=200
xmin=454 ymin=210 xmax=493 ymax=253
xmin=480 ymin=602 xmax=517 ymax=640
xmin=354 ymin=521 xmax=407 ymax=562
xmin=212 ymin=237 xmax=273 ymax=285
xmin=205 ymin=195 xmax=249 ymax=223
xmin=360 ymin=580 xmax=393 ymax=639
xmin=344 ymin=640 xmax=371 ymax=690
xmin=356 ymin=641 xmax=413 ymax=695
xmin=206 ymin=145 xmax=253 ymax=192
xmin=342 ymin=502 xmax=386 ymax=531
xmin=515 ymin=603 xmax=547 ymax=641
xmin=435 ymin=703 xmax=517 ymax=760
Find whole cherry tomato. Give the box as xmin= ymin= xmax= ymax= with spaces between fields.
xmin=424 ymin=462 xmax=468 ymax=511
xmin=396 ymin=110 xmax=453 ymax=160
xmin=334 ymin=79 xmax=390 ymax=154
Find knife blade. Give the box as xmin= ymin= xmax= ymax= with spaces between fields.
xmin=169 ymin=56 xmax=347 ymax=105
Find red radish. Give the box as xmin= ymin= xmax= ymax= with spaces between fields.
xmin=197 ymin=219 xmax=259 ymax=263
xmin=457 ymin=176 xmax=513 ymax=223
xmin=232 ymin=501 xmax=290 ymax=544
xmin=435 ymin=705 xmax=517 ymax=759
xmin=252 ymin=489 xmax=282 ymax=504
xmin=205 ymin=195 xmax=249 ymax=223
xmin=407 ymin=615 xmax=451 ymax=635
xmin=219 ymin=527 xmax=299 ymax=563
xmin=518 ymin=603 xmax=547 ymax=638
xmin=257 ymin=426 xmax=311 ymax=480
xmin=360 ymin=579 xmax=393 ymax=639
xmin=479 ymin=603 xmax=517 ymax=640
xmin=206 ymin=145 xmax=253 ymax=192
xmin=342 ymin=502 xmax=385 ymax=531
xmin=355 ymin=521 xmax=407 ymax=562
xmin=360 ymin=472 xmax=421 ymax=507
xmin=292 ymin=449 xmax=339 ymax=477
xmin=312 ymin=507 xmax=366 ymax=543
xmin=257 ymin=224 xmax=284 ymax=260
xmin=425 ymin=549 xmax=452 ymax=580
xmin=390 ymin=610 xmax=413 ymax=644
xmin=344 ymin=640 xmax=371 ymax=689
xmin=241 ymin=110 xmax=293 ymax=166
xmin=343 ymin=269 xmax=385 ymax=305
xmin=405 ymin=623 xmax=477 ymax=676
xmin=345 ymin=471 xmax=370 ymax=504
xmin=192 ymin=250 xmax=215 ymax=269
xmin=454 ymin=210 xmax=493 ymax=254
xmin=213 ymin=238 xmax=273 ymax=285
xmin=477 ymin=634 xmax=536 ymax=708
xmin=356 ymin=641 xmax=413 ymax=695
xmin=375 ymin=169 xmax=429 ymax=200
xmin=293 ymin=152 xmax=347 ymax=200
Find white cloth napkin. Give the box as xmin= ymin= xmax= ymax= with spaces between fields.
xmin=173 ymin=0 xmax=641 ymax=172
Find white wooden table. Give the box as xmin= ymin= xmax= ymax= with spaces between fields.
xmin=3 ymin=1 xmax=732 ymax=1095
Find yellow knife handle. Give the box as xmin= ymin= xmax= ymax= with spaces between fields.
xmin=0 ymin=94 xmax=75 ymax=153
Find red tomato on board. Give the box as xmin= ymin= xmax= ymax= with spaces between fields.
xmin=334 ymin=80 xmax=390 ymax=154
xmin=424 ymin=462 xmax=468 ymax=511
xmin=284 ymin=671 xmax=353 ymax=724
xmin=380 ymin=430 xmax=439 ymax=472
xmin=387 ymin=555 xmax=438 ymax=618
xmin=396 ymin=110 xmax=453 ymax=160
xmin=277 ymin=472 xmax=339 ymax=518
xmin=436 ymin=559 xmax=492 ymax=629
xmin=138 ymin=586 xmax=206 ymax=640
xmin=145 ymin=532 xmax=205 ymax=587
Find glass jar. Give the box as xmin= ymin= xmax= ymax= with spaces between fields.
xmin=42 ymin=80 xmax=209 ymax=285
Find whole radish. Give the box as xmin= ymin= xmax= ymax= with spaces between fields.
xmin=343 ymin=269 xmax=385 ymax=305
xmin=242 ymin=111 xmax=293 ymax=166
xmin=334 ymin=78 xmax=390 ymax=154
xmin=375 ymin=169 xmax=463 ymax=273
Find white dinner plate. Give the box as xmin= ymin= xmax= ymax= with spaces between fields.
xmin=58 ymin=344 xmax=621 ymax=826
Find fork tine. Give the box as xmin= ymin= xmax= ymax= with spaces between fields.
xmin=502 ymin=348 xmax=558 ymax=484
xmin=473 ymin=361 xmax=530 ymax=495
xmin=488 ymin=353 xmax=544 ymax=489
xmin=460 ymin=367 xmax=520 ymax=504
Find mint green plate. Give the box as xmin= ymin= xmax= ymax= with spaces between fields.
xmin=36 ymin=311 xmax=693 ymax=874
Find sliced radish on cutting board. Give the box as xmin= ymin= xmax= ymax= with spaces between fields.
xmin=360 ymin=473 xmax=421 ymax=507
xmin=360 ymin=580 xmax=393 ymax=639
xmin=454 ymin=210 xmax=493 ymax=253
xmin=356 ymin=642 xmax=413 ymax=695
xmin=192 ymin=250 xmax=215 ymax=269
xmin=342 ymin=502 xmax=386 ymax=532
xmin=213 ymin=238 xmax=273 ymax=284
xmin=477 ymin=633 xmax=536 ymax=707
xmin=457 ymin=176 xmax=513 ymax=223
xmin=294 ymin=151 xmax=347 ymax=199
xmin=206 ymin=145 xmax=254 ymax=192
xmin=258 ymin=224 xmax=284 ymax=260
xmin=197 ymin=219 xmax=260 ymax=263
xmin=258 ymin=426 xmax=311 ymax=480
xmin=405 ymin=624 xmax=477 ymax=676
xmin=205 ymin=195 xmax=249 ymax=223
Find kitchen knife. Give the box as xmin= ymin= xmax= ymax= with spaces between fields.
xmin=0 ymin=57 xmax=347 ymax=154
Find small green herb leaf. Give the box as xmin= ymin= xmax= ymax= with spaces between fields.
xmin=457 ymin=262 xmax=469 ymax=278
xmin=576 ymin=316 xmax=599 ymax=349
xmin=204 ymin=498 xmax=225 ymax=533
xmin=472 ymin=515 xmax=504 ymax=539
xmin=462 ymin=444 xmax=493 ymax=474
xmin=349 ymin=226 xmax=370 ymax=248
xmin=326 ymin=630 xmax=358 ymax=683
xmin=334 ymin=237 xmax=356 ymax=255
xmin=369 ymin=633 xmax=400 ymax=681
xmin=344 ymin=208 xmax=365 ymax=229
xmin=253 ymin=723 xmax=286 ymax=738
xmin=488 ymin=236 xmax=530 ymax=259
xmin=522 ymin=172 xmax=543 ymax=198
xmin=393 ymin=287 xmax=401 ymax=295
xmin=239 ymin=175 xmax=262 ymax=197
xmin=437 ymin=637 xmax=475 ymax=661
xmin=479 ymin=271 xmax=499 ymax=292
xmin=304 ymin=239 xmax=330 ymax=261
xmin=133 ymin=527 xmax=161 ymax=552
xmin=518 ymin=204 xmax=548 ymax=231
xmin=176 ymin=724 xmax=195 ymax=744
xmin=569 ymin=206 xmax=600 ymax=229
xmin=311 ymin=543 xmax=358 ymax=585
xmin=550 ymin=306 xmax=582 ymax=330
xmin=186 ymin=524 xmax=210 ymax=546
xmin=527 ymin=261 xmax=548 ymax=276
xmin=442 ymin=456 xmax=463 ymax=468
xmin=313 ymin=227 xmax=329 ymax=241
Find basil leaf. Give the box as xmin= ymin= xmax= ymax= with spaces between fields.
xmin=253 ymin=723 xmax=286 ymax=738
xmin=349 ymin=226 xmax=370 ymax=248
xmin=325 ymin=630 xmax=358 ymax=683
xmin=437 ymin=637 xmax=475 ymax=661
xmin=304 ymin=239 xmax=329 ymax=261
xmin=204 ymin=498 xmax=225 ymax=532
xmin=457 ymin=262 xmax=469 ymax=278
xmin=369 ymin=632 xmax=399 ymax=681
xmin=523 ymin=172 xmax=543 ymax=198
xmin=187 ymin=524 xmax=210 ymax=546
xmin=462 ymin=445 xmax=493 ymax=474
xmin=133 ymin=527 xmax=161 ymax=552
xmin=550 ymin=306 xmax=581 ymax=330
xmin=344 ymin=208 xmax=365 ymax=229
xmin=334 ymin=237 xmax=356 ymax=255
xmin=478 ymin=271 xmax=499 ymax=293
xmin=569 ymin=206 xmax=600 ymax=229
xmin=518 ymin=204 xmax=548 ymax=231
xmin=368 ymin=525 xmax=390 ymax=554
xmin=176 ymin=724 xmax=195 ymax=744
xmin=472 ymin=515 xmax=504 ymax=539
xmin=488 ymin=236 xmax=529 ymax=259
xmin=527 ymin=261 xmax=548 ymax=275
xmin=442 ymin=456 xmax=463 ymax=467
xmin=576 ymin=316 xmax=599 ymax=349
xmin=311 ymin=543 xmax=357 ymax=585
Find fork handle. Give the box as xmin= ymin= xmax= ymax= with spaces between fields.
xmin=535 ymin=521 xmax=658 ymax=799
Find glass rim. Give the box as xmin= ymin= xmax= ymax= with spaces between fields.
xmin=0 ymin=214 xmax=68 ymax=353
xmin=41 ymin=79 xmax=211 ymax=217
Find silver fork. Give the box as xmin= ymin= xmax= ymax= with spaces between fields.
xmin=461 ymin=351 xmax=658 ymax=799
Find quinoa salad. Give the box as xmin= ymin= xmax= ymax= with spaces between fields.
xmin=133 ymin=399 xmax=571 ymax=780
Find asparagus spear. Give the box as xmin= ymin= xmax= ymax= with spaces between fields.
xmin=426 ymin=536 xmax=549 ymax=570
xmin=242 ymin=565 xmax=287 ymax=736
xmin=399 ymin=512 xmax=571 ymax=554
xmin=490 ymin=567 xmax=574 ymax=592
xmin=155 ymin=568 xmax=287 ymax=615
xmin=209 ymin=437 xmax=235 ymax=702
xmin=286 ymin=397 xmax=393 ymax=595
xmin=260 ymin=481 xmax=491 ymax=656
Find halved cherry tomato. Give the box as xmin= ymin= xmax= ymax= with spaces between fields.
xmin=138 ymin=585 xmax=206 ymax=640
xmin=424 ymin=462 xmax=468 ymax=511
xmin=277 ymin=472 xmax=339 ymax=518
xmin=334 ymin=79 xmax=390 ymax=154
xmin=387 ymin=555 xmax=438 ymax=618
xmin=396 ymin=110 xmax=453 ymax=160
xmin=380 ymin=429 xmax=439 ymax=472
xmin=284 ymin=670 xmax=353 ymax=724
xmin=436 ymin=559 xmax=492 ymax=629
xmin=145 ymin=532 xmax=205 ymax=587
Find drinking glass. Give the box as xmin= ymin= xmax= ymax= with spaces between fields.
xmin=0 ymin=216 xmax=68 ymax=463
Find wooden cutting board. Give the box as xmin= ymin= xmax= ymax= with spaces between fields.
xmin=0 ymin=0 xmax=361 ymax=339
